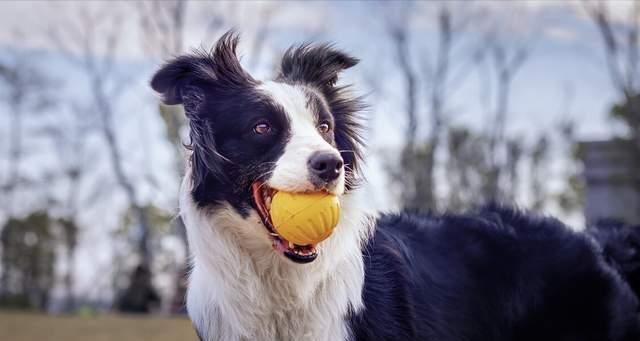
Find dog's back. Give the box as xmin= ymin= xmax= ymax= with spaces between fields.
xmin=588 ymin=219 xmax=640 ymax=299
xmin=349 ymin=206 xmax=640 ymax=341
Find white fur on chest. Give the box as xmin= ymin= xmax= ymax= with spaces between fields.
xmin=180 ymin=173 xmax=372 ymax=341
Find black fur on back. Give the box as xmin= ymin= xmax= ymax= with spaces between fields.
xmin=349 ymin=206 xmax=640 ymax=341
xmin=588 ymin=219 xmax=640 ymax=299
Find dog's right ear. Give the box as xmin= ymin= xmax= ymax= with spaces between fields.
xmin=278 ymin=43 xmax=359 ymax=93
xmin=150 ymin=31 xmax=255 ymax=114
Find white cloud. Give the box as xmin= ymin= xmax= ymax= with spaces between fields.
xmin=543 ymin=26 xmax=579 ymax=42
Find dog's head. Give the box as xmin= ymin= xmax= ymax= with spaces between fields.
xmin=151 ymin=32 xmax=364 ymax=264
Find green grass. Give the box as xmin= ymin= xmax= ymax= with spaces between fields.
xmin=0 ymin=310 xmax=198 ymax=341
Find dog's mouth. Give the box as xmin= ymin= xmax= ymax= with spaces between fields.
xmin=251 ymin=182 xmax=318 ymax=264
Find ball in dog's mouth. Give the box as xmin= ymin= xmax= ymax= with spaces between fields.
xmin=251 ymin=182 xmax=318 ymax=264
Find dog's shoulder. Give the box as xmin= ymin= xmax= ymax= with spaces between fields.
xmin=347 ymin=214 xmax=418 ymax=340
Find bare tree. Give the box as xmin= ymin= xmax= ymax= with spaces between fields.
xmin=137 ymin=0 xmax=188 ymax=61
xmin=527 ymin=135 xmax=549 ymax=210
xmin=584 ymin=1 xmax=640 ymax=219
xmin=136 ymin=0 xmax=190 ymax=162
xmin=46 ymin=4 xmax=153 ymax=268
xmin=584 ymin=1 xmax=640 ymax=143
xmin=201 ymin=1 xmax=279 ymax=73
xmin=387 ymin=4 xmax=418 ymax=146
xmin=480 ymin=28 xmax=532 ymax=203
xmin=420 ymin=5 xmax=482 ymax=211
xmin=0 ymin=53 xmax=56 ymax=300
xmin=0 ymin=54 xmax=55 ymax=215
xmin=39 ymin=101 xmax=97 ymax=311
xmin=385 ymin=3 xmax=480 ymax=211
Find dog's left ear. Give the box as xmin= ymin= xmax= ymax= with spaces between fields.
xmin=278 ymin=44 xmax=359 ymax=91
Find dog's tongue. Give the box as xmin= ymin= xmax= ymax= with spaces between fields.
xmin=275 ymin=238 xmax=290 ymax=253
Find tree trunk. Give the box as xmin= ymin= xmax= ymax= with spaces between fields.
xmin=486 ymin=73 xmax=512 ymax=203
xmin=93 ymin=74 xmax=152 ymax=267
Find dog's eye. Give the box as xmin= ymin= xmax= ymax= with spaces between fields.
xmin=317 ymin=122 xmax=331 ymax=134
xmin=254 ymin=122 xmax=271 ymax=135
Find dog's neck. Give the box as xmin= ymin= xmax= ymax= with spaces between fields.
xmin=179 ymin=170 xmax=373 ymax=341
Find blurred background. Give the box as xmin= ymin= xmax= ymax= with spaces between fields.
xmin=0 ymin=0 xmax=639 ymax=339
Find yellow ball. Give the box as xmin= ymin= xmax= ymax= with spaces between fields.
xmin=270 ymin=191 xmax=341 ymax=245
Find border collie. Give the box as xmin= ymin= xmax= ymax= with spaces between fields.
xmin=151 ymin=32 xmax=640 ymax=341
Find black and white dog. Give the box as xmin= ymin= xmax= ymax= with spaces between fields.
xmin=151 ymin=32 xmax=640 ymax=341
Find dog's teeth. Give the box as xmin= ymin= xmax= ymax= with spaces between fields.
xmin=265 ymin=197 xmax=271 ymax=209
xmin=288 ymin=241 xmax=294 ymax=249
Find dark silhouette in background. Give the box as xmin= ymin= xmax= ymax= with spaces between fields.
xmin=117 ymin=265 xmax=160 ymax=314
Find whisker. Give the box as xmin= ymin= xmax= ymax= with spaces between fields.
xmin=256 ymin=171 xmax=275 ymax=190
xmin=257 ymin=169 xmax=275 ymax=180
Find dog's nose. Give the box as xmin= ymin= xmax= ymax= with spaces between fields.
xmin=308 ymin=152 xmax=343 ymax=182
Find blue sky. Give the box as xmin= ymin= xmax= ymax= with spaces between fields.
xmin=0 ymin=1 xmax=630 ymax=142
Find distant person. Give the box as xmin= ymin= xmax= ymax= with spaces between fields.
xmin=116 ymin=265 xmax=160 ymax=314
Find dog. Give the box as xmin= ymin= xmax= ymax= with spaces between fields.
xmin=151 ymin=32 xmax=640 ymax=341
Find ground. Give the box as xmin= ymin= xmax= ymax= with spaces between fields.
xmin=0 ymin=310 xmax=198 ymax=341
